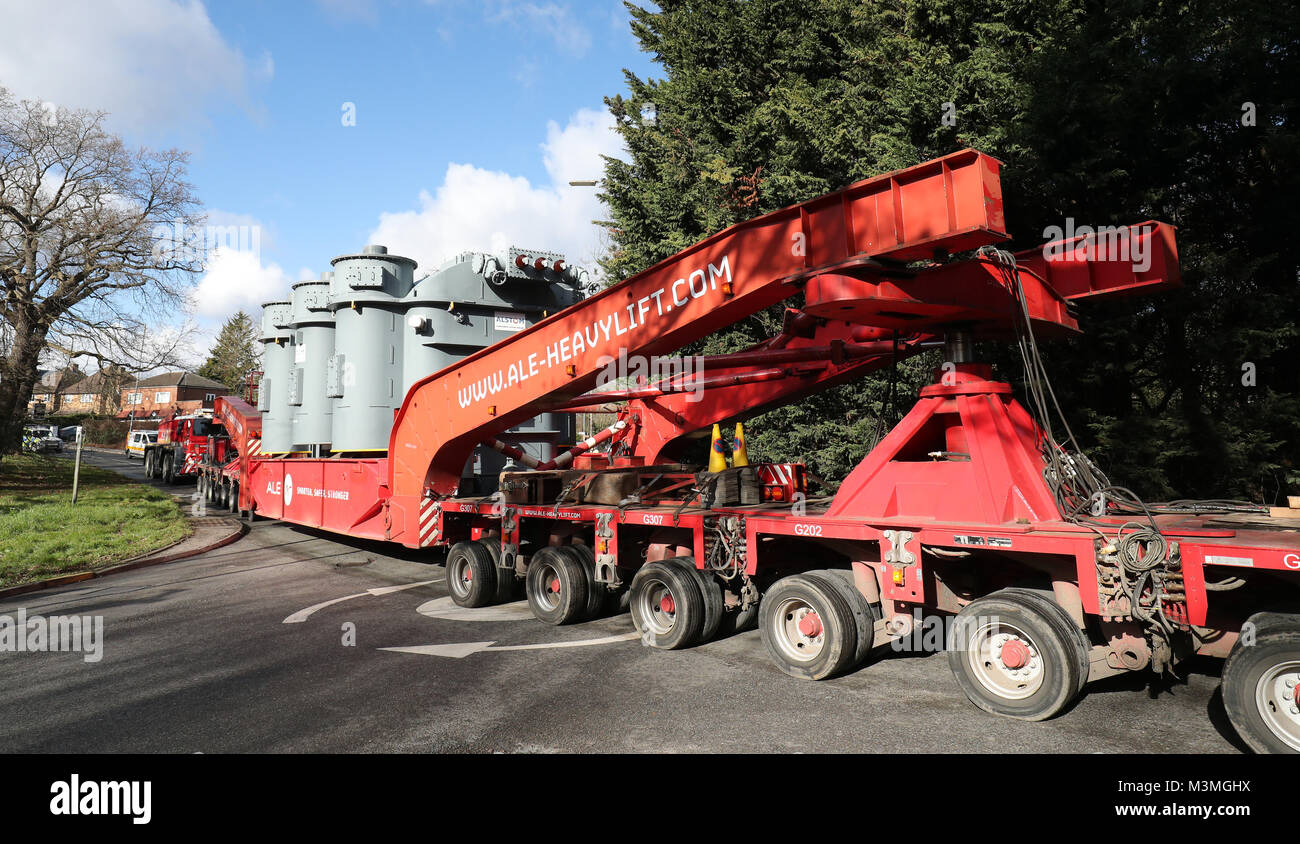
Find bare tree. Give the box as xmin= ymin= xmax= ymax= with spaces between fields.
xmin=0 ymin=86 xmax=202 ymax=452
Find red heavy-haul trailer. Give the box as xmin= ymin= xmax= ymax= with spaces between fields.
xmin=214 ymin=150 xmax=1300 ymax=752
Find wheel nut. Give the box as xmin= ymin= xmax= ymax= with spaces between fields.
xmin=1000 ymin=639 xmax=1031 ymax=670
xmin=798 ymin=611 xmax=823 ymax=638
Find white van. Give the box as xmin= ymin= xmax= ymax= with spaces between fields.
xmin=125 ymin=430 xmax=157 ymax=459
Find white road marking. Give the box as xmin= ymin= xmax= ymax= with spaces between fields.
xmin=379 ymin=631 xmax=640 ymax=659
xmin=416 ymin=597 xmax=534 ymax=622
xmin=282 ymin=593 xmax=368 ymax=624
xmin=367 ymin=579 xmax=440 ymax=596
xmin=282 ymin=579 xmax=440 ymax=623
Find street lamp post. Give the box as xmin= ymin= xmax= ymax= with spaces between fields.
xmin=127 ymin=374 xmax=140 ymax=434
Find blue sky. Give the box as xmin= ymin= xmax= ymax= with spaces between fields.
xmin=0 ymin=0 xmax=658 ymax=364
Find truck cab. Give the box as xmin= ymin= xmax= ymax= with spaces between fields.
xmin=144 ymin=413 xmax=225 ymax=483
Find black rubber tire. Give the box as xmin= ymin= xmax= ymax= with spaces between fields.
xmin=477 ymin=538 xmax=517 ymax=604
xmin=629 ymin=561 xmax=705 ymax=649
xmin=559 ymin=544 xmax=606 ymax=620
xmin=162 ymin=453 xmax=176 ymax=484
xmin=525 ymin=546 xmax=588 ymax=625
xmin=1222 ymin=616 xmax=1300 ymax=754
xmin=806 ymin=568 xmax=878 ymax=669
xmin=1000 ymin=587 xmax=1092 ymax=698
xmin=445 ymin=540 xmax=498 ymax=608
xmin=143 ymin=450 xmax=155 ymax=478
xmin=946 ymin=589 xmax=1088 ymax=721
xmin=760 ymin=574 xmax=859 ymax=680
xmin=717 ymin=603 xmax=759 ymax=636
xmin=663 ymin=556 xmax=723 ymax=645
xmin=229 ymin=481 xmax=240 ymax=514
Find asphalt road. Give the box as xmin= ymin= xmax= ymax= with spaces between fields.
xmin=0 ymin=448 xmax=1247 ymax=753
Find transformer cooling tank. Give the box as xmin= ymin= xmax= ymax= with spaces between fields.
xmin=287 ymin=274 xmax=336 ymax=452
xmin=327 ymin=245 xmax=417 ymax=452
xmin=257 ymin=299 xmax=294 ymax=454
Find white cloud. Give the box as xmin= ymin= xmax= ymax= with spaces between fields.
xmin=0 ymin=0 xmax=268 ymax=132
xmin=142 ymin=323 xmax=213 ymax=372
xmin=190 ymin=246 xmax=295 ymax=320
xmin=367 ymin=107 xmax=624 ymax=275
xmin=417 ymin=1 xmax=594 ymax=64
xmin=485 ymin=2 xmax=593 ymax=56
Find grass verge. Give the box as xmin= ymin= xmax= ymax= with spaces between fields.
xmin=0 ymin=453 xmax=191 ymax=587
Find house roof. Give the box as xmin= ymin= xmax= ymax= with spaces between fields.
xmin=33 ymin=368 xmax=80 ymax=392
xmin=133 ymin=371 xmax=229 ymax=390
xmin=58 ymin=369 xmax=229 ymax=396
xmin=60 ymin=371 xmax=119 ymax=395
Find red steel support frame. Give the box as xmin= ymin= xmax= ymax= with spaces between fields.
xmin=214 ymin=396 xmax=261 ymax=511
xmin=386 ymin=149 xmax=1010 ymax=544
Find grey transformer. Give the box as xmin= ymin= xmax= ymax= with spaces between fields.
xmin=261 ymin=244 xmax=588 ymax=493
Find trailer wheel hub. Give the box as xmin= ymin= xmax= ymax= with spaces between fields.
xmin=1000 ymin=639 xmax=1031 ymax=670
xmin=1256 ymin=662 xmax=1300 ymax=748
xmin=659 ymin=593 xmax=675 ymax=614
xmin=550 ymin=577 xmax=561 ymax=594
xmin=797 ymin=611 xmax=823 ymax=638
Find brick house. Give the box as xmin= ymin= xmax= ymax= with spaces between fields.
xmin=57 ymin=370 xmax=127 ymax=415
xmin=117 ymin=371 xmax=232 ymax=419
xmin=27 ymin=366 xmax=84 ymax=415
xmin=27 ymin=371 xmax=61 ymax=416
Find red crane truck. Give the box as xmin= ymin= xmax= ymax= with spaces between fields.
xmin=211 ymin=149 xmax=1300 ymax=753
xmin=143 ymin=412 xmax=223 ymax=486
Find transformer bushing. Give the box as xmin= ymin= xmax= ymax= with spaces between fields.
xmin=287 ymin=274 xmax=336 ymax=451
xmin=257 ymin=299 xmax=294 ymax=454
xmin=326 ymin=245 xmax=418 ymax=452
xmin=401 ymin=249 xmax=586 ymax=493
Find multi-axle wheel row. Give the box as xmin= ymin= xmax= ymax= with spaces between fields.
xmin=443 ymin=540 xmax=752 ymax=647
xmin=196 ymin=472 xmax=240 ymax=513
xmin=143 ymin=449 xmax=179 ymax=484
xmin=439 ymin=540 xmax=1300 ymax=752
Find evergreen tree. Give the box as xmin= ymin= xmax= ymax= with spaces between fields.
xmin=601 ymin=0 xmax=1300 ymax=501
xmin=198 ymin=311 xmax=260 ymax=393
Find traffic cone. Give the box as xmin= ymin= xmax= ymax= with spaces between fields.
xmin=708 ymin=423 xmax=729 ymax=472
xmin=732 ymin=422 xmax=749 ymax=467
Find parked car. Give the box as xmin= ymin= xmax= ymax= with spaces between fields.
xmin=125 ymin=430 xmax=157 ymax=459
xmin=22 ymin=425 xmax=63 ymax=453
